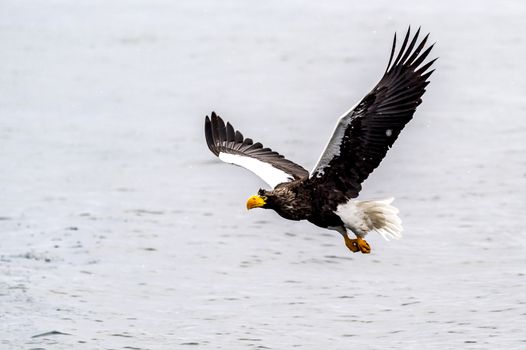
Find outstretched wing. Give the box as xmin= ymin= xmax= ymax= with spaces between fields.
xmin=310 ymin=27 xmax=436 ymax=198
xmin=205 ymin=112 xmax=309 ymax=188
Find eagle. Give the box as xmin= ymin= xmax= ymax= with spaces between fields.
xmin=204 ymin=27 xmax=436 ymax=254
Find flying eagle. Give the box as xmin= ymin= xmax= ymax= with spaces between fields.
xmin=205 ymin=27 xmax=436 ymax=254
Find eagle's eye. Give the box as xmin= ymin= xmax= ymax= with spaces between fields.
xmin=258 ymin=189 xmax=266 ymax=196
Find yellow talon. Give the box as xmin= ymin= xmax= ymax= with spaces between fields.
xmin=344 ymin=236 xmax=371 ymax=254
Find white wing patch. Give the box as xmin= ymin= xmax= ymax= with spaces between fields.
xmin=218 ymin=152 xmax=294 ymax=188
xmin=310 ymin=103 xmax=358 ymax=177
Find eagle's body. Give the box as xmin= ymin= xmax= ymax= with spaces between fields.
xmin=205 ymin=27 xmax=436 ymax=254
xmin=267 ymin=182 xmax=343 ymax=226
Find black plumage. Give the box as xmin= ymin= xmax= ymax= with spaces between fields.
xmin=309 ymin=27 xmax=436 ymax=199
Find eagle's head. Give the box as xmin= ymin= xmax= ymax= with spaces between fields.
xmin=246 ymin=189 xmax=271 ymax=210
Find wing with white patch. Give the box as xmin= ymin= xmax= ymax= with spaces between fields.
xmin=310 ymin=27 xmax=436 ymax=198
xmin=205 ymin=112 xmax=308 ymax=188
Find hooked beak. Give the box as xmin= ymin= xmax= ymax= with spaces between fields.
xmin=246 ymin=195 xmax=267 ymax=210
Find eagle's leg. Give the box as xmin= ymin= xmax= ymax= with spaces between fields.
xmin=344 ymin=235 xmax=371 ymax=254
xmin=343 ymin=235 xmax=359 ymax=252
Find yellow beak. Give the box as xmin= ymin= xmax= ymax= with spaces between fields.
xmin=246 ymin=195 xmax=266 ymax=210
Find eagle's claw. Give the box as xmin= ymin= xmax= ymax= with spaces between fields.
xmin=357 ymin=238 xmax=371 ymax=254
xmin=344 ymin=236 xmax=371 ymax=254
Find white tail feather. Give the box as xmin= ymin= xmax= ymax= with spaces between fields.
xmin=356 ymin=197 xmax=403 ymax=241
